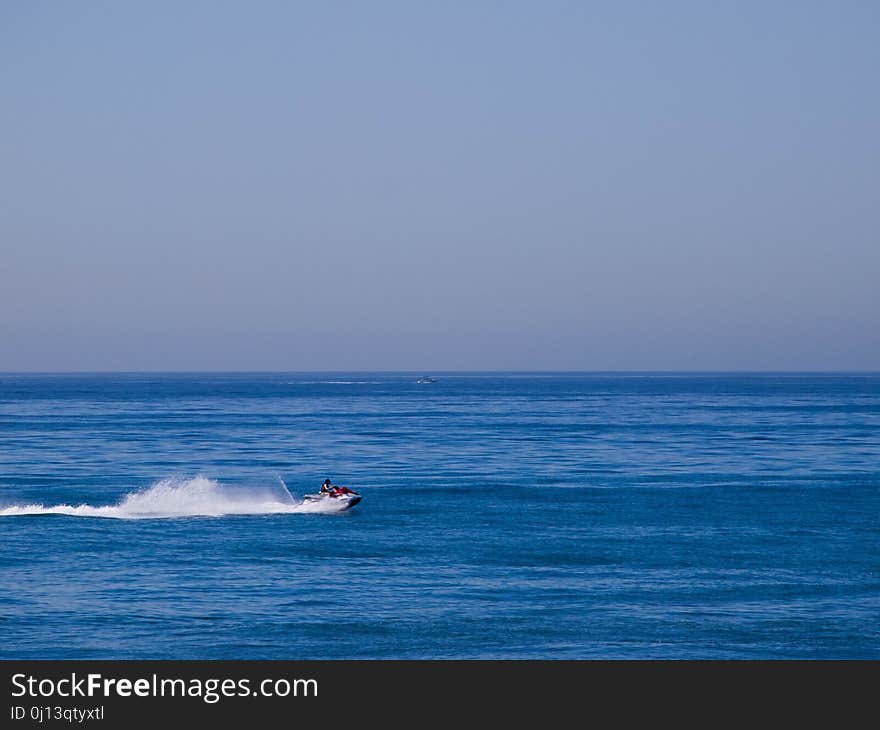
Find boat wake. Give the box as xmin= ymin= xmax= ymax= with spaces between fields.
xmin=0 ymin=476 xmax=355 ymax=519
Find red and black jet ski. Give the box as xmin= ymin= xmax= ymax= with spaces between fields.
xmin=303 ymin=486 xmax=362 ymax=510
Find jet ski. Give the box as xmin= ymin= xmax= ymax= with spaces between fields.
xmin=302 ymin=486 xmax=362 ymax=510
xmin=416 ymin=376 xmax=437 ymax=384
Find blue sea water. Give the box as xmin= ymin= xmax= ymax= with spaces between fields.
xmin=0 ymin=372 xmax=878 ymax=659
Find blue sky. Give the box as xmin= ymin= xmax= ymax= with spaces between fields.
xmin=1 ymin=1 xmax=878 ymax=370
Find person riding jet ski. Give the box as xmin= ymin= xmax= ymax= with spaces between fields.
xmin=319 ymin=478 xmax=357 ymax=497
xmin=304 ymin=478 xmax=362 ymax=509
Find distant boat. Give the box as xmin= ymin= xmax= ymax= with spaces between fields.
xmin=416 ymin=376 xmax=437 ymax=384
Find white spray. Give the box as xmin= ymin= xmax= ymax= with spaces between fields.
xmin=0 ymin=476 xmax=352 ymax=519
xmin=277 ymin=475 xmax=296 ymax=504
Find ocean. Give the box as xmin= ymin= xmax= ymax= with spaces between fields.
xmin=1 ymin=373 xmax=877 ymax=659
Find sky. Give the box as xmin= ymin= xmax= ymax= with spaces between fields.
xmin=1 ymin=1 xmax=878 ymax=371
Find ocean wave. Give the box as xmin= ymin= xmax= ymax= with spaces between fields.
xmin=287 ymin=380 xmax=379 ymax=385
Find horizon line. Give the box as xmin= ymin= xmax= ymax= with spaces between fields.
xmin=2 ymin=369 xmax=879 ymax=376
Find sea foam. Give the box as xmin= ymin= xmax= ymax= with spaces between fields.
xmin=0 ymin=476 xmax=351 ymax=519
